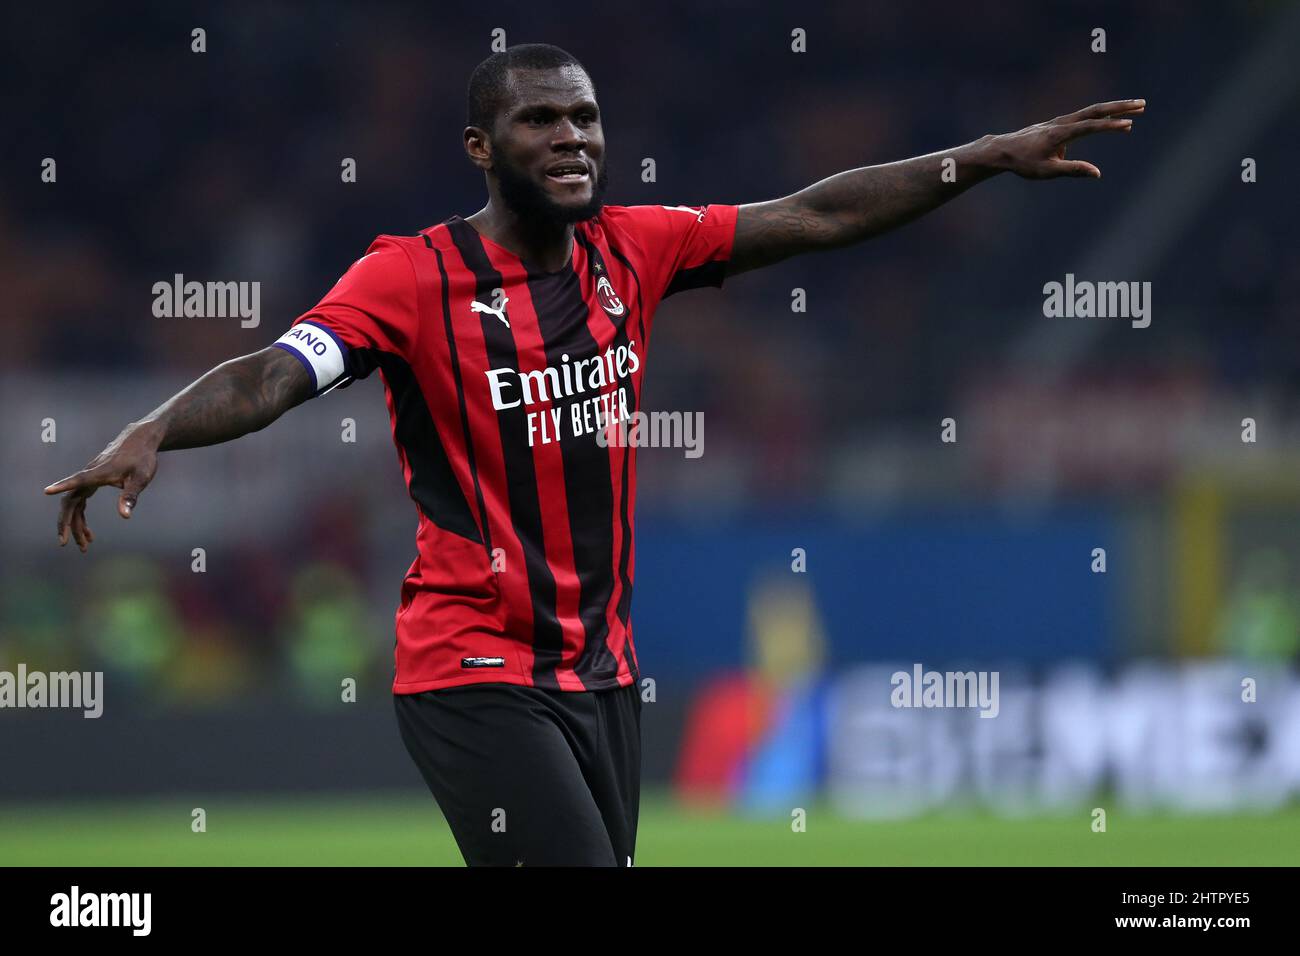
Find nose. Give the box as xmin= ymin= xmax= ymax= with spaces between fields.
xmin=551 ymin=117 xmax=586 ymax=149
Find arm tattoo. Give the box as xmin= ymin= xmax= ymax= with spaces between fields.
xmin=729 ymin=136 xmax=1002 ymax=277
xmin=146 ymin=346 xmax=314 ymax=451
xmin=729 ymin=200 xmax=843 ymax=274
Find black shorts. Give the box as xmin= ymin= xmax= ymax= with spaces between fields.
xmin=394 ymin=681 xmax=642 ymax=867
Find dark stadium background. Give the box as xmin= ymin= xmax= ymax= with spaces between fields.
xmin=2 ymin=1 xmax=1299 ymax=864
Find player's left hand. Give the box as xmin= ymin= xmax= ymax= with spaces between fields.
xmin=991 ymin=99 xmax=1145 ymax=179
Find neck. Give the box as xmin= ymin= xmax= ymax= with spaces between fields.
xmin=465 ymin=199 xmax=575 ymax=273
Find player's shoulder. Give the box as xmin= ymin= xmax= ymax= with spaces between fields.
xmin=320 ymin=233 xmax=427 ymax=305
xmin=594 ymin=203 xmax=701 ymax=226
xmin=362 ymin=232 xmax=430 ymax=258
xmin=590 ymin=204 xmax=720 ymax=239
xmin=342 ymin=232 xmax=432 ymax=281
xmin=582 ymin=205 xmax=688 ymax=252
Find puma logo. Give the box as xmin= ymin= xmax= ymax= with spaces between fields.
xmin=471 ymin=297 xmax=510 ymax=328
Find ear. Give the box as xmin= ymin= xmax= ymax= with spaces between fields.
xmin=464 ymin=126 xmax=493 ymax=171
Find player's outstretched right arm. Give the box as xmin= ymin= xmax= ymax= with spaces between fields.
xmin=43 ymin=346 xmax=313 ymax=552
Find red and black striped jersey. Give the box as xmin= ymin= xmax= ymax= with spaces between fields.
xmin=273 ymin=203 xmax=739 ymax=693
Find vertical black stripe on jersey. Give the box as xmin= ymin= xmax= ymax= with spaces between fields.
xmin=355 ymin=349 xmax=483 ymax=544
xmin=526 ymin=253 xmax=619 ymax=687
xmin=431 ymin=244 xmax=493 ymax=557
xmin=446 ymin=219 xmax=564 ymax=689
xmin=590 ymin=236 xmax=646 ymax=685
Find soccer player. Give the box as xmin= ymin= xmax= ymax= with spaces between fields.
xmin=44 ymin=43 xmax=1143 ymax=866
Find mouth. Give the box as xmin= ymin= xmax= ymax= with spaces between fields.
xmin=544 ymin=160 xmax=590 ymax=185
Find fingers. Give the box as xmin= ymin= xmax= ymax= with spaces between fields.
xmin=1050 ymin=159 xmax=1103 ymax=179
xmin=1027 ymin=105 xmax=1140 ymax=179
xmin=1062 ymin=99 xmax=1146 ymax=122
xmin=44 ymin=462 xmax=114 ymax=496
xmin=1057 ymin=117 xmax=1135 ymax=142
xmin=118 ymin=470 xmax=149 ymax=519
xmin=45 ymin=471 xmax=89 ymax=496
xmin=57 ymin=489 xmax=96 ymax=550
xmin=56 ymin=492 xmax=76 ymax=546
xmin=49 ymin=459 xmax=149 ymax=549
xmin=50 ymin=465 xmax=110 ymax=549
xmin=70 ymin=497 xmax=92 ymax=552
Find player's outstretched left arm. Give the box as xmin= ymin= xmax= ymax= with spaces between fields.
xmin=727 ymin=99 xmax=1146 ymax=276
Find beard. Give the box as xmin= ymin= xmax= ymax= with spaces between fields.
xmin=494 ymin=153 xmax=610 ymax=226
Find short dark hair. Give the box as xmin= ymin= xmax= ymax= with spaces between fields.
xmin=466 ymin=43 xmax=590 ymax=134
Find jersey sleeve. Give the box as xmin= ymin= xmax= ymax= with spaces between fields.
xmin=603 ymin=203 xmax=739 ymax=304
xmin=272 ymin=236 xmax=419 ymax=396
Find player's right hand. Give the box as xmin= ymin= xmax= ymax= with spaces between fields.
xmin=43 ymin=421 xmax=163 ymax=552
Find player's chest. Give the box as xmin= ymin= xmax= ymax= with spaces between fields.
xmin=428 ymin=268 xmax=643 ymax=427
xmin=443 ymin=264 xmax=636 ymax=360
